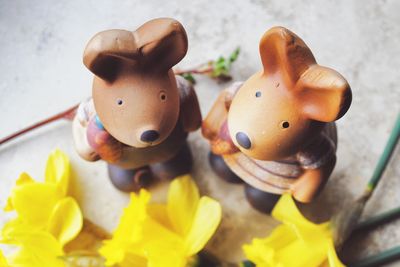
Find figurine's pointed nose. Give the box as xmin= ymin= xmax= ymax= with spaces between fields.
xmin=140 ymin=130 xmax=159 ymax=143
xmin=236 ymin=132 xmax=251 ymax=149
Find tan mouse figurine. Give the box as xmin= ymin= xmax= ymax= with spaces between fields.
xmin=73 ymin=18 xmax=201 ymax=192
xmin=202 ymin=26 xmax=352 ymax=213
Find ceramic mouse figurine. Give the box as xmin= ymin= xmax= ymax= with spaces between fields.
xmin=202 ymin=26 xmax=352 ymax=213
xmin=73 ymin=18 xmax=202 ymax=192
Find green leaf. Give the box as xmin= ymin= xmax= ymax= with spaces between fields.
xmin=180 ymin=73 xmax=196 ymax=84
xmin=229 ymin=47 xmax=240 ymax=63
xmin=210 ymin=47 xmax=241 ymax=79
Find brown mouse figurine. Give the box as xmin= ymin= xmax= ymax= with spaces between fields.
xmin=73 ymin=18 xmax=202 ymax=192
xmin=202 ymin=26 xmax=352 ymax=213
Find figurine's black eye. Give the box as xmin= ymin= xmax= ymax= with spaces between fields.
xmin=255 ymin=91 xmax=262 ymax=98
xmin=117 ymin=99 xmax=123 ymax=105
xmin=281 ymin=121 xmax=290 ymax=129
xmin=160 ymin=91 xmax=167 ymax=101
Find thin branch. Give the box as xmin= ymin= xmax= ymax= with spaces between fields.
xmin=0 ymin=104 xmax=79 ymax=146
xmin=174 ymin=65 xmax=213 ymax=75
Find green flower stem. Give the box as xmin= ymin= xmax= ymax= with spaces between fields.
xmin=349 ymin=245 xmax=400 ymax=267
xmin=354 ymin=206 xmax=400 ymax=233
xmin=366 ymin=113 xmax=400 ymax=193
xmin=331 ymin=113 xmax=400 ymax=249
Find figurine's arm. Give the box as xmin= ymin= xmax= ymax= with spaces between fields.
xmin=176 ymin=75 xmax=202 ymax=132
xmin=292 ymin=136 xmax=336 ymax=202
xmin=72 ymin=100 xmax=100 ymax=161
xmin=291 ymin=156 xmax=336 ymax=202
xmin=86 ymin=116 xmax=123 ymax=164
xmin=72 ymin=99 xmax=123 ymax=163
xmin=201 ymin=90 xmax=229 ymax=140
xmin=201 ymin=82 xmax=242 ymax=155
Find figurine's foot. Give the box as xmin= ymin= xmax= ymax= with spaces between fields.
xmin=208 ymin=152 xmax=243 ymax=184
xmin=107 ymin=164 xmax=153 ymax=192
xmin=244 ymin=184 xmax=280 ymax=214
xmin=197 ymin=251 xmax=220 ymax=267
xmin=151 ymin=142 xmax=193 ymax=180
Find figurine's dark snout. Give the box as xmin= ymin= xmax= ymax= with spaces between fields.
xmin=236 ymin=132 xmax=251 ymax=149
xmin=140 ymin=130 xmax=159 ymax=143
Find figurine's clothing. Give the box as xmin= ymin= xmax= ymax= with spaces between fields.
xmin=221 ymin=82 xmax=337 ymax=194
xmin=77 ymin=76 xmax=193 ymax=169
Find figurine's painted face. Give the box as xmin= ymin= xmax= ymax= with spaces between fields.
xmin=93 ymin=70 xmax=179 ymax=147
xmin=83 ymin=18 xmax=188 ymax=148
xmin=228 ymin=27 xmax=352 ymax=161
xmin=228 ymin=72 xmax=314 ymax=160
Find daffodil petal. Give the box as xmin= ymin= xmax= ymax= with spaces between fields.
xmin=1 ymin=218 xmax=33 ymax=244
xmin=167 ymin=175 xmax=200 ymax=236
xmin=3 ymin=197 xmax=14 ymax=212
xmin=99 ymin=239 xmax=127 ymax=265
xmin=4 ymin=173 xmax=35 ymax=212
xmin=272 ymin=194 xmax=309 ymax=225
xmin=146 ymin=240 xmax=186 ymax=267
xmin=276 ymin=239 xmax=327 ymax=267
xmin=142 ymin=217 xmax=183 ymax=246
xmin=16 ymin=172 xmax=35 ymax=186
xmin=116 ymin=252 xmax=147 ymax=267
xmin=0 ymin=250 xmax=9 ymax=267
xmin=184 ymin=196 xmax=221 ymax=256
xmin=243 ymin=239 xmax=276 ymax=266
xmin=113 ymin=190 xmax=150 ymax=242
xmin=45 ymin=149 xmax=70 ymax=196
xmin=243 ymin=194 xmax=343 ymax=267
xmin=8 ymin=231 xmax=64 ymax=267
xmin=46 ymin=197 xmax=83 ymax=246
xmin=326 ymin=240 xmax=345 ymax=267
xmin=99 ymin=178 xmax=222 ymax=266
xmin=100 ymin=189 xmax=152 ymax=266
xmin=12 ymin=183 xmax=61 ymax=227
xmin=148 ymin=204 xmax=174 ymax=232
xmin=272 ymin=194 xmax=317 ymax=231
xmin=243 ymin=224 xmax=296 ymax=264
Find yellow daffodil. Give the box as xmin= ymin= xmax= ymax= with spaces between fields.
xmin=1 ymin=149 xmax=83 ymax=267
xmin=243 ymin=194 xmax=344 ymax=267
xmin=99 ymin=175 xmax=222 ymax=267
xmin=0 ymin=250 xmax=9 ymax=267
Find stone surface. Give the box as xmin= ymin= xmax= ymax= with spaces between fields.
xmin=1 ymin=0 xmax=400 ymax=265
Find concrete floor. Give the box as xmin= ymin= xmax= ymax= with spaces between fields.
xmin=0 ymin=0 xmax=400 ymax=265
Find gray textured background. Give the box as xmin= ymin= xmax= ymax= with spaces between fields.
xmin=0 ymin=0 xmax=400 ymax=265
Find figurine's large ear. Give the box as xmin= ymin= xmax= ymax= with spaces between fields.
xmin=259 ymin=26 xmax=316 ymax=84
xmin=296 ymin=65 xmax=352 ymax=122
xmin=83 ymin=29 xmax=137 ymax=81
xmin=83 ymin=18 xmax=188 ymax=82
xmin=135 ymin=18 xmax=188 ymax=71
